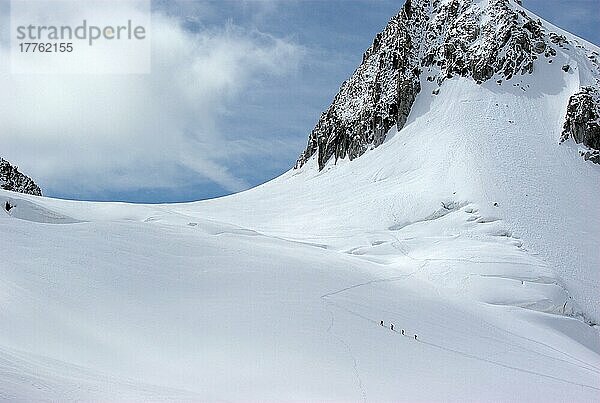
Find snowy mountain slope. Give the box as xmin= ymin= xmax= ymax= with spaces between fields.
xmin=295 ymin=0 xmax=600 ymax=169
xmin=188 ymin=65 xmax=600 ymax=324
xmin=1 ymin=70 xmax=599 ymax=398
xmin=1 ymin=189 xmax=599 ymax=401
xmin=1 ymin=0 xmax=599 ymax=400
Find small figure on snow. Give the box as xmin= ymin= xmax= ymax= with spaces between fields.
xmin=390 ymin=324 xmax=394 ymax=331
xmin=401 ymin=329 xmax=405 ymax=335
xmin=380 ymin=320 xmax=384 ymax=326
xmin=4 ymin=201 xmax=13 ymax=212
xmin=414 ymin=334 xmax=418 ymax=340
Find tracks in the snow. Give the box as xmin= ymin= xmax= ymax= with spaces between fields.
xmin=322 ymin=299 xmax=367 ymax=403
xmin=320 ymin=268 xmax=423 ymax=402
xmin=320 ymin=274 xmax=416 ymax=299
xmin=320 ymin=270 xmax=600 ymax=394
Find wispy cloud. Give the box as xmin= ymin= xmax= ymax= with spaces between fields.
xmin=0 ymin=4 xmax=305 ymax=194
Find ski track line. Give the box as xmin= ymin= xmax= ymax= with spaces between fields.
xmin=322 ymin=299 xmax=367 ymax=403
xmin=319 ymin=270 xmax=423 ymax=402
xmin=320 ymin=274 xmax=414 ymax=299
xmin=418 ymin=338 xmax=600 ymax=392
xmin=341 ymin=296 xmax=600 ymax=376
xmin=476 ymin=314 xmax=600 ymax=374
xmin=324 ymin=300 xmax=600 ymax=392
xmin=321 ymin=262 xmax=425 ymax=299
xmin=330 ymin=288 xmax=600 ymax=376
xmin=321 ymin=275 xmax=600 ymax=378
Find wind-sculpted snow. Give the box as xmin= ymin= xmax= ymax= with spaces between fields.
xmin=1 ymin=196 xmax=80 ymax=224
xmin=295 ymin=0 xmax=600 ymax=170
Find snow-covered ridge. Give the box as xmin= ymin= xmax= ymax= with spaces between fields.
xmin=295 ymin=0 xmax=600 ymax=169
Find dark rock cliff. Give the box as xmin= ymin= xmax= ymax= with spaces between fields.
xmin=295 ymin=0 xmax=426 ymax=170
xmin=0 ymin=158 xmax=42 ymax=196
xmin=561 ymin=87 xmax=600 ymax=164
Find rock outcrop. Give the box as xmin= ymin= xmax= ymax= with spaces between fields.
xmin=561 ymin=87 xmax=600 ymax=164
xmin=0 ymin=158 xmax=42 ymax=196
xmin=294 ymin=0 xmax=426 ymax=170
xmin=295 ymin=0 xmax=577 ymax=170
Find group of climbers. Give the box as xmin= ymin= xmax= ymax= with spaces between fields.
xmin=380 ymin=320 xmax=417 ymax=340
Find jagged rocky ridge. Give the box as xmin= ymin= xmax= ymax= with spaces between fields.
xmin=0 ymin=158 xmax=42 ymax=196
xmin=561 ymin=87 xmax=600 ymax=164
xmin=295 ymin=0 xmax=600 ymax=169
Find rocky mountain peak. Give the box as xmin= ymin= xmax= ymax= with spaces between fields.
xmin=295 ymin=0 xmax=600 ymax=169
xmin=0 ymin=158 xmax=42 ymax=196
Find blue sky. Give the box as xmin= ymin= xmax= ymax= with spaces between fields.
xmin=2 ymin=0 xmax=599 ymax=203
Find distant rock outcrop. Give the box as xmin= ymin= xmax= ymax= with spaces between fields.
xmin=561 ymin=86 xmax=600 ymax=164
xmin=0 ymin=158 xmax=42 ymax=196
xmin=295 ymin=0 xmax=592 ymax=170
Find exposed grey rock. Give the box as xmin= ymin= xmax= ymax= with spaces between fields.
xmin=422 ymin=0 xmax=543 ymax=84
xmin=561 ymin=86 xmax=600 ymax=164
xmin=0 ymin=158 xmax=42 ymax=196
xmin=295 ymin=0 xmax=564 ymax=170
xmin=581 ymin=150 xmax=600 ymax=164
xmin=295 ymin=0 xmax=427 ymax=170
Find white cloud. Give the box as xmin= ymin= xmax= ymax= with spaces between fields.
xmin=0 ymin=3 xmax=305 ymax=194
